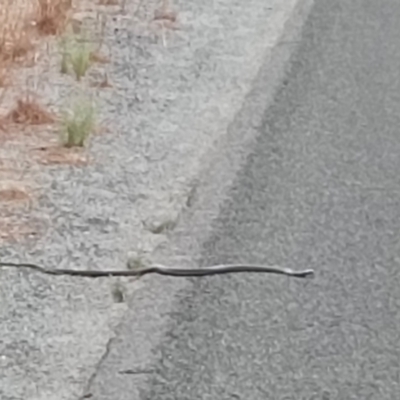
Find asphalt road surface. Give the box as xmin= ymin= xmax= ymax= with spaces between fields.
xmin=140 ymin=1 xmax=400 ymax=398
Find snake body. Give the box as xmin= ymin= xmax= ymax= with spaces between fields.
xmin=0 ymin=262 xmax=314 ymax=279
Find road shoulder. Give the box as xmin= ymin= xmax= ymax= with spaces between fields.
xmin=84 ymin=1 xmax=314 ymax=399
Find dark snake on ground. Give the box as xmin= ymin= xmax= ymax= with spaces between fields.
xmin=0 ymin=262 xmax=314 ymax=278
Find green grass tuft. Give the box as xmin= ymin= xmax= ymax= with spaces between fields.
xmin=60 ymin=97 xmax=96 ymax=147
xmin=58 ymin=30 xmax=93 ymax=80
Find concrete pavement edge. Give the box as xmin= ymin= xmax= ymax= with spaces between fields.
xmin=84 ymin=0 xmax=315 ymax=398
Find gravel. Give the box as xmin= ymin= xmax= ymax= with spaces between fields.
xmin=0 ymin=0 xmax=303 ymax=398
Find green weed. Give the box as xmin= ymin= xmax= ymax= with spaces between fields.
xmin=58 ymin=31 xmax=93 ymax=80
xmin=60 ymin=97 xmax=96 ymax=147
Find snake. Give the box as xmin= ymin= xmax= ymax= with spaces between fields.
xmin=0 ymin=261 xmax=314 ymax=279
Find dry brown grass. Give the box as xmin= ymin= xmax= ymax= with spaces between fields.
xmin=3 ymin=97 xmax=55 ymax=125
xmin=0 ymin=185 xmax=30 ymax=202
xmin=0 ymin=1 xmax=60 ymax=65
xmin=0 ymin=0 xmax=73 ymax=63
xmin=31 ymin=145 xmax=89 ymax=166
xmin=89 ymin=51 xmax=110 ymax=64
xmin=0 ymin=0 xmax=74 ymax=127
xmin=35 ymin=0 xmax=73 ymax=36
xmin=0 ymin=32 xmax=34 ymax=63
xmin=0 ymin=65 xmax=10 ymax=87
xmin=0 ymin=0 xmax=116 ymax=245
xmin=154 ymin=0 xmax=178 ymax=23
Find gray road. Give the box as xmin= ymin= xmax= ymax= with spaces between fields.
xmin=137 ymin=0 xmax=400 ymax=399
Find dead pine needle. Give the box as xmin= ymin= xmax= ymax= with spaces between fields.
xmin=35 ymin=0 xmax=72 ymax=36
xmin=4 ymin=98 xmax=55 ymax=125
